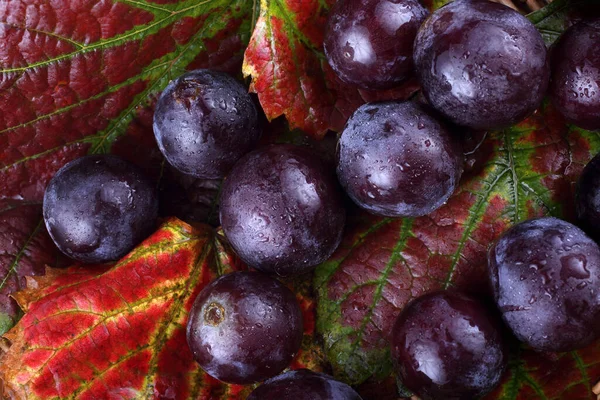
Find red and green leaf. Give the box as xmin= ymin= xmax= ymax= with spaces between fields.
xmin=0 ymin=0 xmax=254 ymax=203
xmin=0 ymin=219 xmax=326 ymax=398
xmin=314 ymin=103 xmax=600 ymax=397
xmin=0 ymin=201 xmax=64 ymax=336
xmin=0 ymin=218 xmax=248 ymax=399
xmin=242 ymin=0 xmax=419 ymax=139
xmin=0 ymin=0 xmax=255 ymax=337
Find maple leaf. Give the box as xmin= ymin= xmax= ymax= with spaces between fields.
xmin=242 ymin=0 xmax=419 ymax=138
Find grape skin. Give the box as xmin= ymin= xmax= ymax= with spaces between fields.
xmin=336 ymin=101 xmax=463 ymax=217
xmin=247 ymin=369 xmax=363 ymax=399
xmin=186 ymin=272 xmax=303 ymax=384
xmin=43 ymin=155 xmax=158 ymax=263
xmin=391 ymin=291 xmax=507 ymax=400
xmin=413 ymin=0 xmax=549 ymax=130
xmin=324 ymin=0 xmax=428 ymax=90
xmin=550 ymin=18 xmax=600 ymax=131
xmin=153 ymin=69 xmax=261 ymax=179
xmin=220 ymin=144 xmax=346 ymax=276
xmin=488 ymin=217 xmax=600 ymax=352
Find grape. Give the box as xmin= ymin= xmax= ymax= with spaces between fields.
xmin=413 ymin=0 xmax=549 ymax=130
xmin=576 ymin=152 xmax=600 ymax=241
xmin=247 ymin=369 xmax=363 ymax=400
xmin=549 ymin=18 xmax=600 ymax=130
xmin=336 ymin=101 xmax=463 ymax=217
xmin=158 ymin=166 xmax=221 ymax=226
xmin=43 ymin=155 xmax=158 ymax=263
xmin=488 ymin=217 xmax=600 ymax=352
xmin=186 ymin=271 xmax=303 ymax=384
xmin=324 ymin=0 xmax=429 ymax=90
xmin=220 ymin=144 xmax=346 ymax=276
xmin=153 ymin=69 xmax=261 ymax=179
xmin=391 ymin=291 xmax=507 ymax=400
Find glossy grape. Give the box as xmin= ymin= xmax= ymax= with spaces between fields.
xmin=550 ymin=18 xmax=600 ymax=130
xmin=391 ymin=291 xmax=507 ymax=400
xmin=488 ymin=217 xmax=600 ymax=352
xmin=220 ymin=144 xmax=346 ymax=276
xmin=43 ymin=155 xmax=158 ymax=263
xmin=186 ymin=271 xmax=303 ymax=384
xmin=336 ymin=101 xmax=463 ymax=217
xmin=159 ymin=166 xmax=221 ymax=226
xmin=576 ymin=152 xmax=600 ymax=241
xmin=324 ymin=0 xmax=429 ymax=90
xmin=153 ymin=69 xmax=261 ymax=179
xmin=413 ymin=0 xmax=549 ymax=130
xmin=247 ymin=369 xmax=363 ymax=400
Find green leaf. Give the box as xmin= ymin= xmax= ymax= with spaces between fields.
xmin=315 ymin=102 xmax=600 ymax=393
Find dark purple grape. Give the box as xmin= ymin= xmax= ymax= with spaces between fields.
xmin=158 ymin=166 xmax=221 ymax=226
xmin=220 ymin=144 xmax=346 ymax=276
xmin=488 ymin=217 xmax=600 ymax=352
xmin=153 ymin=69 xmax=261 ymax=179
xmin=43 ymin=155 xmax=158 ymax=264
xmin=576 ymin=152 xmax=600 ymax=241
xmin=413 ymin=0 xmax=549 ymax=130
xmin=186 ymin=271 xmax=303 ymax=384
xmin=550 ymin=18 xmax=600 ymax=131
xmin=248 ymin=369 xmax=363 ymax=400
xmin=324 ymin=0 xmax=428 ymax=90
xmin=391 ymin=291 xmax=507 ymax=400
xmin=336 ymin=101 xmax=463 ymax=217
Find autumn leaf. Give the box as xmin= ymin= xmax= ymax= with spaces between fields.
xmin=0 ymin=219 xmax=327 ymax=399
xmin=242 ymin=0 xmax=420 ymax=138
xmin=0 ymin=0 xmax=254 ymax=203
xmin=0 ymin=218 xmax=248 ymax=399
xmin=0 ymin=201 xmax=64 ymax=336
xmin=0 ymin=0 xmax=256 ymax=336
xmin=314 ymin=103 xmax=600 ymax=396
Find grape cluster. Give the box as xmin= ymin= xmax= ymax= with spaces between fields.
xmin=40 ymin=0 xmax=600 ymax=398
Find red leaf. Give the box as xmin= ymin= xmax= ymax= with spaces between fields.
xmin=242 ymin=0 xmax=419 ymax=138
xmin=0 ymin=0 xmax=254 ymax=203
xmin=0 ymin=201 xmax=64 ymax=336
xmin=315 ymin=103 xmax=600 ymax=399
xmin=0 ymin=219 xmax=327 ymax=399
xmin=0 ymin=219 xmax=250 ymax=399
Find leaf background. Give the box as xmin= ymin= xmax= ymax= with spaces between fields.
xmin=1 ymin=0 xmax=600 ymax=398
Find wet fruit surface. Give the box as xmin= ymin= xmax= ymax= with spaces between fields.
xmin=324 ymin=0 xmax=428 ymax=90
xmin=247 ymin=369 xmax=363 ymax=399
xmin=153 ymin=69 xmax=261 ymax=179
xmin=550 ymin=18 xmax=600 ymax=131
xmin=42 ymin=155 xmax=158 ymax=263
xmin=186 ymin=271 xmax=303 ymax=384
xmin=391 ymin=291 xmax=507 ymax=400
xmin=336 ymin=101 xmax=463 ymax=217
xmin=413 ymin=0 xmax=549 ymax=130
xmin=220 ymin=144 xmax=346 ymax=276
xmin=488 ymin=217 xmax=600 ymax=352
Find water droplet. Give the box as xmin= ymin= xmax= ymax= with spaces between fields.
xmin=560 ymin=254 xmax=590 ymax=280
